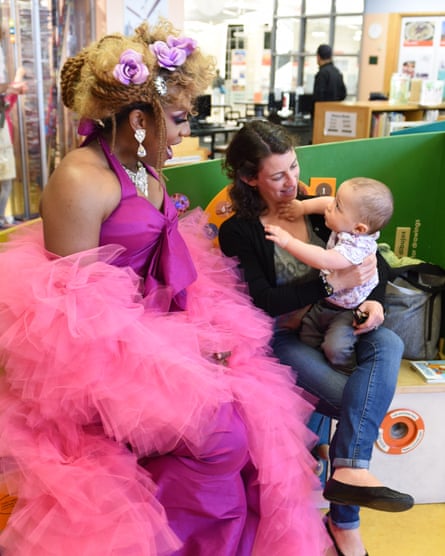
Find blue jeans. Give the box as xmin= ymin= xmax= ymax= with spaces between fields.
xmin=272 ymin=326 xmax=403 ymax=529
xmin=300 ymin=302 xmax=359 ymax=372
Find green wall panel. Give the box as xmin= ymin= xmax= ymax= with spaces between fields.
xmin=164 ymin=159 xmax=230 ymax=212
xmin=297 ymin=133 xmax=445 ymax=265
xmin=164 ymin=132 xmax=445 ymax=266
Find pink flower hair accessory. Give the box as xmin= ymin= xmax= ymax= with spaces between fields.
xmin=150 ymin=35 xmax=197 ymax=71
xmin=113 ymin=49 xmax=149 ymax=85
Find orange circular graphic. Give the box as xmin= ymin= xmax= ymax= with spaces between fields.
xmin=376 ymin=408 xmax=425 ymax=454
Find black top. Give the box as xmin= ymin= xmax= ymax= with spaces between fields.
xmin=218 ymin=210 xmax=388 ymax=318
xmin=313 ymin=62 xmax=347 ymax=104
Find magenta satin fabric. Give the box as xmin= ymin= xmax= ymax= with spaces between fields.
xmin=97 ymin=135 xmax=197 ymax=310
xmin=98 ymin=136 xmax=258 ymax=553
xmin=141 ymin=404 xmax=258 ymax=555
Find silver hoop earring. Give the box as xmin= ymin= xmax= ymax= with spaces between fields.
xmin=135 ymin=129 xmax=147 ymax=157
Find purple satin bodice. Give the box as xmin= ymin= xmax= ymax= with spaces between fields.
xmin=91 ymin=135 xmax=197 ymax=311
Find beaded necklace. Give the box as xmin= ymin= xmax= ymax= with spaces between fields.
xmin=123 ymin=161 xmax=149 ymax=197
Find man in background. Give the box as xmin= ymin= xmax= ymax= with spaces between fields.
xmin=313 ymin=44 xmax=347 ymax=111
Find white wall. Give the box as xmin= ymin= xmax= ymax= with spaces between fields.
xmin=105 ymin=0 xmax=184 ymax=34
xmin=365 ymin=0 xmax=445 ymax=13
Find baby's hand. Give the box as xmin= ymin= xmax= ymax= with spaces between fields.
xmin=277 ymin=199 xmax=304 ymax=222
xmin=264 ymin=224 xmax=291 ymax=248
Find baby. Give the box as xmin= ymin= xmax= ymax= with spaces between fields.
xmin=265 ymin=177 xmax=394 ymax=372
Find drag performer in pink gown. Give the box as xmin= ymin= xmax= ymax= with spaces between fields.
xmin=0 ymin=21 xmax=330 ymax=555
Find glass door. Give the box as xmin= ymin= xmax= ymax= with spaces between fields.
xmin=3 ymin=0 xmax=94 ymax=219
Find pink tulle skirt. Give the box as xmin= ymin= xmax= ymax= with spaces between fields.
xmin=0 ymin=211 xmax=330 ymax=555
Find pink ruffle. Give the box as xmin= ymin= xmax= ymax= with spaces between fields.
xmin=180 ymin=210 xmax=328 ymax=554
xmin=0 ymin=214 xmax=330 ymax=555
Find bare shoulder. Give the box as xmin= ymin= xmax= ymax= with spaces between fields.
xmin=42 ymin=147 xmax=119 ymax=212
xmin=40 ymin=146 xmax=121 ymax=255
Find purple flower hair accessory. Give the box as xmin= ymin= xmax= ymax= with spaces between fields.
xmin=113 ymin=49 xmax=149 ymax=85
xmin=150 ymin=35 xmax=196 ymax=71
xmin=166 ymin=36 xmax=197 ymax=56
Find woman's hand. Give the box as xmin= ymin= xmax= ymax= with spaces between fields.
xmin=328 ymin=253 xmax=376 ymax=292
xmin=353 ymin=300 xmax=385 ymax=335
xmin=7 ymin=67 xmax=27 ymax=96
xmin=7 ymin=81 xmax=27 ymax=95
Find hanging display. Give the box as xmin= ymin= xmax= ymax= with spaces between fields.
xmin=398 ymin=15 xmax=445 ymax=91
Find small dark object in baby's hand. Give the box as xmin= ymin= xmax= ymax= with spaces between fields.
xmin=352 ymin=308 xmax=369 ymax=325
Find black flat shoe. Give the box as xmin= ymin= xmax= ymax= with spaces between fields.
xmin=323 ymin=478 xmax=414 ymax=512
xmin=323 ymin=516 xmax=368 ymax=556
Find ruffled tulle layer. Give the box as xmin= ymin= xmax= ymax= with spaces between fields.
xmin=0 ymin=211 xmax=330 ymax=555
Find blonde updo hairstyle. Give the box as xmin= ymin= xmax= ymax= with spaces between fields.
xmin=60 ymin=19 xmax=215 ymax=170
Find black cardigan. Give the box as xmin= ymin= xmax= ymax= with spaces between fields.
xmin=219 ymin=212 xmax=388 ymax=318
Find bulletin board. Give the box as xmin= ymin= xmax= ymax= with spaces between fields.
xmin=398 ymin=16 xmax=445 ymax=93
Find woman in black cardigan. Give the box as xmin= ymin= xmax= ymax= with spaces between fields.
xmin=219 ymin=120 xmax=412 ymax=556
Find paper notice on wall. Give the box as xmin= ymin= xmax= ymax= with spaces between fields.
xmin=394 ymin=226 xmax=411 ymax=257
xmin=323 ymin=111 xmax=357 ymax=137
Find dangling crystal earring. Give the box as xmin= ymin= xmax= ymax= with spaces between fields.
xmin=135 ymin=129 xmax=146 ymax=157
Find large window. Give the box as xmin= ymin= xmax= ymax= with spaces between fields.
xmin=271 ymin=0 xmax=364 ymax=99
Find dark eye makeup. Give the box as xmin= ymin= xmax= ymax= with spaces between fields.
xmin=170 ymin=111 xmax=190 ymax=125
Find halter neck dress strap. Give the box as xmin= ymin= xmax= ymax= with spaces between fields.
xmin=96 ymin=134 xmax=160 ymax=198
xmin=88 ymin=133 xmax=197 ymax=312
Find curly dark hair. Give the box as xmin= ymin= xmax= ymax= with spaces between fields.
xmin=223 ymin=120 xmax=297 ymax=219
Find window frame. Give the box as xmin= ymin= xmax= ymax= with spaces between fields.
xmin=270 ymin=0 xmax=364 ymax=99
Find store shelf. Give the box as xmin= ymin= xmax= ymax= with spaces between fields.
xmin=312 ymin=100 xmax=445 ymax=144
